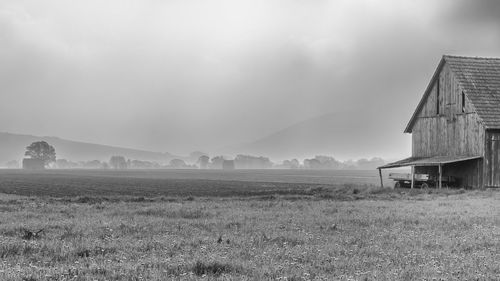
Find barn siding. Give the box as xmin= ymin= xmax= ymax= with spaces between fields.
xmin=411 ymin=64 xmax=485 ymax=158
xmin=485 ymin=130 xmax=500 ymax=187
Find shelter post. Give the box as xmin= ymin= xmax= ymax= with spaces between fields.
xmin=410 ymin=166 xmax=415 ymax=189
xmin=438 ymin=164 xmax=442 ymax=189
xmin=378 ymin=168 xmax=384 ymax=188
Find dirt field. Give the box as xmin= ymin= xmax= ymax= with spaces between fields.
xmin=0 ymin=169 xmax=395 ymax=197
xmin=0 ymin=169 xmax=498 ymax=280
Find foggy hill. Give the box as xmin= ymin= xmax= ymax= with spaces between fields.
xmin=0 ymin=132 xmax=177 ymax=164
xmin=230 ymin=111 xmax=411 ymax=161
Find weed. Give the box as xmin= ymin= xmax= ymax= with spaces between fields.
xmin=270 ymin=235 xmax=304 ymax=247
xmin=76 ymin=249 xmax=91 ymax=258
xmin=192 ymin=260 xmax=238 ymax=276
xmin=21 ymin=228 xmax=44 ymax=240
xmin=0 ymin=205 xmax=17 ymax=212
xmin=135 ymin=207 xmax=211 ymax=219
xmin=60 ymin=225 xmax=84 ymax=240
xmin=225 ymin=221 xmax=242 ymax=229
xmin=73 ymin=196 xmax=109 ymax=204
xmin=0 ymin=242 xmax=22 ymax=258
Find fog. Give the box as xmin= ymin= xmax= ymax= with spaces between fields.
xmin=1 ymin=0 xmax=500 ymax=159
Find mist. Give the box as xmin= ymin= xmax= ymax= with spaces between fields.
xmin=1 ymin=0 xmax=500 ymax=159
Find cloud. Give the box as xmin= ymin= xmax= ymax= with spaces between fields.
xmin=1 ymin=0 xmax=500 ymax=157
xmin=446 ymin=0 xmax=500 ymax=26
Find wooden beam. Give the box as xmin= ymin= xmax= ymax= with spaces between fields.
xmin=411 ymin=166 xmax=415 ymax=189
xmin=438 ymin=164 xmax=442 ymax=189
xmin=378 ymin=169 xmax=384 ymax=188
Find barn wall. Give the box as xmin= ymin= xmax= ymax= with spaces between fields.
xmin=485 ymin=130 xmax=500 ymax=187
xmin=411 ymin=63 xmax=485 ymax=158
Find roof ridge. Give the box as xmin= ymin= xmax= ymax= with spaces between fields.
xmin=443 ymin=54 xmax=500 ymax=60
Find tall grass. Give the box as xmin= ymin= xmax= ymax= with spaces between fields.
xmin=0 ymin=189 xmax=499 ymax=280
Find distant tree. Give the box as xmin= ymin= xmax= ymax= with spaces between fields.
xmin=304 ymin=158 xmax=321 ymax=169
xmin=5 ymin=160 xmax=19 ymax=169
xmin=282 ymin=160 xmax=292 ymax=168
xmin=198 ymin=155 xmax=210 ymax=169
xmin=281 ymin=159 xmax=299 ymax=169
xmin=356 ymin=157 xmax=385 ymax=170
xmin=55 ymin=159 xmax=80 ymax=169
xmin=170 ymin=158 xmax=187 ymax=168
xmin=314 ymin=155 xmax=342 ymax=169
xmin=129 ymin=159 xmax=160 ymax=169
xmin=210 ymin=156 xmax=225 ymax=169
xmin=84 ymin=160 xmax=102 ymax=169
xmin=109 ymin=156 xmax=127 ymax=169
xmin=190 ymin=151 xmax=208 ymax=164
xmin=25 ymin=141 xmax=56 ymax=167
xmin=342 ymin=159 xmax=357 ymax=170
xmin=234 ymin=154 xmax=272 ymax=169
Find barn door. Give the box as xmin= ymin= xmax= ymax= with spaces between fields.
xmin=486 ymin=131 xmax=500 ymax=187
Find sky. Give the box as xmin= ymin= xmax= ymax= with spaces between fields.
xmin=1 ymin=0 xmax=500 ymax=158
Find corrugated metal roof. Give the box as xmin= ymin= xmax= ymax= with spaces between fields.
xmin=445 ymin=55 xmax=500 ymax=129
xmin=405 ymin=55 xmax=500 ymax=132
xmin=378 ymin=155 xmax=482 ymax=169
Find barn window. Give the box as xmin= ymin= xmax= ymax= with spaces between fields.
xmin=436 ymin=78 xmax=440 ymax=115
xmin=461 ymin=91 xmax=466 ymax=113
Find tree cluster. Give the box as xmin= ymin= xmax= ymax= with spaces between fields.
xmin=302 ymin=156 xmax=385 ymax=170
xmin=20 ymin=141 xmax=386 ymax=170
xmin=234 ymin=154 xmax=273 ymax=169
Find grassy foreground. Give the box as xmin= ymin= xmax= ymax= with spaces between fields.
xmin=0 ymin=188 xmax=499 ymax=280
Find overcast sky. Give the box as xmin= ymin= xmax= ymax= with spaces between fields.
xmin=1 ymin=0 xmax=500 ymax=158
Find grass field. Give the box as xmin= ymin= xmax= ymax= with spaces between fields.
xmin=0 ymin=169 xmax=499 ymax=280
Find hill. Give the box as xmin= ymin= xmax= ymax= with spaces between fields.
xmin=230 ymin=111 xmax=411 ymax=161
xmin=0 ymin=132 xmax=177 ymax=165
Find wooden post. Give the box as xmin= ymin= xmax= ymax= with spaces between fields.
xmin=438 ymin=164 xmax=442 ymax=189
xmin=378 ymin=168 xmax=384 ymax=188
xmin=411 ymin=166 xmax=415 ymax=189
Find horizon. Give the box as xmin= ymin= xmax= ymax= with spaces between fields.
xmin=2 ymin=0 xmax=500 ymax=159
xmin=0 ymin=130 xmax=395 ymax=164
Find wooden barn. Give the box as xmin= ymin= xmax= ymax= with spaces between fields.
xmin=379 ymin=55 xmax=500 ymax=188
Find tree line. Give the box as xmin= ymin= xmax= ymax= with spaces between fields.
xmin=7 ymin=141 xmax=386 ymax=170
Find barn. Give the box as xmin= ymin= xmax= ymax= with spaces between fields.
xmin=379 ymin=55 xmax=500 ymax=188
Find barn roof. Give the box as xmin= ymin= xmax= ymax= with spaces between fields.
xmin=404 ymin=55 xmax=500 ymax=133
xmin=377 ymin=155 xmax=482 ymax=169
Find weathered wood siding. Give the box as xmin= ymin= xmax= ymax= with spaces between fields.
xmin=485 ymin=130 xmax=500 ymax=187
xmin=411 ymin=63 xmax=485 ymax=157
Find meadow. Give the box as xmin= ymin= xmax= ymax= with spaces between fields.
xmin=0 ymin=169 xmax=499 ymax=280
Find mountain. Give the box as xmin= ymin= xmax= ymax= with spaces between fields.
xmin=0 ymin=132 xmax=178 ymax=165
xmin=228 ymin=111 xmax=411 ymax=161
